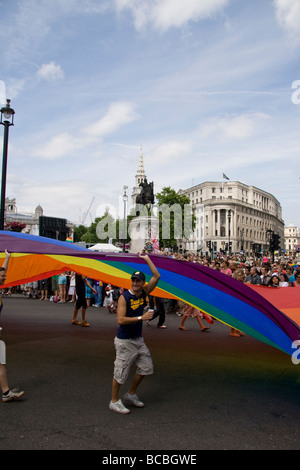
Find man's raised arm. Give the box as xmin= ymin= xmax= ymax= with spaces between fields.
xmin=139 ymin=253 xmax=160 ymax=296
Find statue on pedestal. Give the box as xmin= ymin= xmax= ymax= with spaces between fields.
xmin=136 ymin=178 xmax=154 ymax=206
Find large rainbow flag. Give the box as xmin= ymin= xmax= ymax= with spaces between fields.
xmin=0 ymin=231 xmax=300 ymax=357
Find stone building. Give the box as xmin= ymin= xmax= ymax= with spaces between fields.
xmin=4 ymin=197 xmax=74 ymax=240
xmin=4 ymin=198 xmax=42 ymax=235
xmin=178 ymin=181 xmax=284 ymax=255
xmin=284 ymin=222 xmax=300 ymax=254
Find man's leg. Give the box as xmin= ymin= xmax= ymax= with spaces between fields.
xmin=128 ymin=373 xmax=144 ymax=396
xmin=72 ymin=307 xmax=81 ymax=324
xmin=109 ymin=377 xmax=130 ymax=414
xmin=111 ymin=377 xmax=121 ymax=403
xmin=72 ymin=307 xmax=78 ymax=321
xmin=0 ymin=364 xmax=9 ymax=394
xmin=124 ymin=339 xmax=153 ymax=408
xmin=109 ymin=339 xmax=131 ymax=414
xmin=0 ymin=363 xmax=24 ymax=402
xmin=111 ymin=374 xmax=144 ymax=402
xmin=81 ymin=307 xmax=87 ymax=322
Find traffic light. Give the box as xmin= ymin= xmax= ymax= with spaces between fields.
xmin=269 ymin=237 xmax=275 ymax=251
xmin=206 ymin=241 xmax=212 ymax=251
xmin=273 ymin=234 xmax=281 ymax=250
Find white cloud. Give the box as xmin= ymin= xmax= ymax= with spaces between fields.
xmin=31 ymin=101 xmax=139 ymax=160
xmin=147 ymin=140 xmax=192 ymax=165
xmin=151 ymin=0 xmax=231 ymax=30
xmin=84 ymin=102 xmax=139 ymax=138
xmin=37 ymin=62 xmax=65 ymax=81
xmin=32 ymin=132 xmax=79 ymax=160
xmin=274 ymin=0 xmax=300 ymax=43
xmin=114 ymin=0 xmax=231 ymax=30
xmin=198 ymin=113 xmax=270 ymax=140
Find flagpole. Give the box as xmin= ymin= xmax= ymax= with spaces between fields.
xmin=222 ymin=173 xmax=230 ymax=199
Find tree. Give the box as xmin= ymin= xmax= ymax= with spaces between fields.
xmin=155 ymin=186 xmax=195 ymax=250
xmin=80 ymin=213 xmax=114 ymax=244
xmin=73 ymin=224 xmax=88 ymax=242
xmin=73 ymin=209 xmax=133 ymax=247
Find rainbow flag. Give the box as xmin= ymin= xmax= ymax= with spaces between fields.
xmin=0 ymin=231 xmax=299 ymax=357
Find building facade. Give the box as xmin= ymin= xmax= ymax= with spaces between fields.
xmin=178 ymin=181 xmax=284 ymax=256
xmin=4 ymin=197 xmax=74 ymax=239
xmin=284 ymin=222 xmax=300 ymax=254
xmin=5 ymin=198 xmax=43 ymax=235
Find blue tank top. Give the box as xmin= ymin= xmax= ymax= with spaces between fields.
xmin=117 ymin=290 xmax=147 ymax=339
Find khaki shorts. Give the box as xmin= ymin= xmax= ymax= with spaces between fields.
xmin=0 ymin=340 xmax=6 ymax=365
xmin=113 ymin=337 xmax=153 ymax=385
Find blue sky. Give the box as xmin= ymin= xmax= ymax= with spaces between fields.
xmin=0 ymin=0 xmax=300 ymax=227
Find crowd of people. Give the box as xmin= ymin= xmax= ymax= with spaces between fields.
xmin=159 ymin=250 xmax=300 ymax=287
xmin=1 ymin=272 xmax=104 ymax=305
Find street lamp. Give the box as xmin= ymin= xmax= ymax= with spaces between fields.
xmin=228 ymin=209 xmax=231 ymax=253
xmin=122 ymin=185 xmax=128 ymax=252
xmin=240 ymin=227 xmax=244 ymax=252
xmin=0 ymin=99 xmax=15 ymax=230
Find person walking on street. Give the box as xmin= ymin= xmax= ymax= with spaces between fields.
xmin=0 ymin=250 xmax=24 ymax=402
xmin=147 ymin=295 xmax=167 ymax=329
xmin=109 ymin=253 xmax=160 ymax=414
xmin=72 ymin=273 xmax=96 ymax=327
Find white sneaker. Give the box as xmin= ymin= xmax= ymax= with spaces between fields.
xmin=123 ymin=392 xmax=144 ymax=408
xmin=2 ymin=389 xmax=24 ymax=402
xmin=109 ymin=399 xmax=130 ymax=414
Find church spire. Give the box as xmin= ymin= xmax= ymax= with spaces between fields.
xmin=136 ymin=145 xmax=146 ymax=179
xmin=132 ymin=145 xmax=147 ymax=207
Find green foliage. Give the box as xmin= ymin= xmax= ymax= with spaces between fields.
xmin=155 ymin=186 xmax=196 ymax=249
xmin=73 ymin=224 xmax=88 ymax=242
xmin=73 ymin=214 xmax=128 ymax=245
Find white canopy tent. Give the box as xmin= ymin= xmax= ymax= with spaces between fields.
xmin=88 ymin=243 xmax=122 ymax=253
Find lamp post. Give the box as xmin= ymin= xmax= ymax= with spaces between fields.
xmin=240 ymin=227 xmax=244 ymax=253
xmin=122 ymin=185 xmax=128 ymax=252
xmin=267 ymin=229 xmax=275 ymax=263
xmin=228 ymin=209 xmax=231 ymax=253
xmin=0 ymin=99 xmax=15 ymax=230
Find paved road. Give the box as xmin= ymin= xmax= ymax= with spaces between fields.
xmin=0 ymin=295 xmax=300 ymax=451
